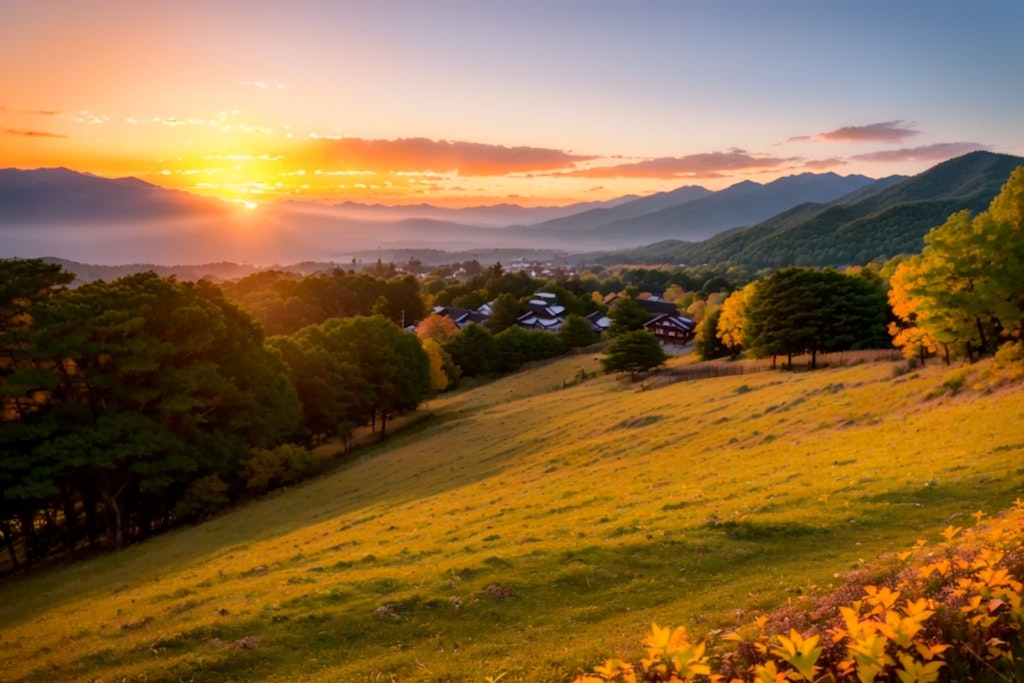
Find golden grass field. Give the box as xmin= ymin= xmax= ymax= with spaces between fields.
xmin=1 ymin=352 xmax=1022 ymax=682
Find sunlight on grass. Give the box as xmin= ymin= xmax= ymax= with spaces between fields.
xmin=1 ymin=354 xmax=1021 ymax=682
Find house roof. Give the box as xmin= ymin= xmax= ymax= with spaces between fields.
xmin=433 ymin=305 xmax=489 ymax=328
xmin=636 ymin=298 xmax=679 ymax=316
xmin=643 ymin=313 xmax=696 ymax=331
xmin=585 ymin=311 xmax=612 ymax=330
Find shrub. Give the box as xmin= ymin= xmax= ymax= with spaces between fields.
xmin=174 ymin=474 xmax=230 ymax=521
xmin=243 ymin=444 xmax=317 ymax=493
xmin=576 ymin=503 xmax=1024 ymax=682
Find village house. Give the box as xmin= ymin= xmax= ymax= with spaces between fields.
xmin=432 ymin=290 xmax=694 ymax=343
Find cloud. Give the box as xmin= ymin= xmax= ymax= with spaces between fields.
xmin=553 ymin=149 xmax=798 ymax=179
xmin=0 ymin=106 xmax=61 ymax=116
xmin=803 ymin=157 xmax=847 ymax=169
xmin=2 ymin=128 xmax=67 ymax=138
xmin=807 ymin=121 xmax=919 ymax=143
xmin=302 ymin=137 xmax=594 ymax=176
xmin=850 ymin=142 xmax=988 ymax=163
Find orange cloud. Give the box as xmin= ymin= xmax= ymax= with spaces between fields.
xmin=299 ymin=137 xmax=594 ymax=176
xmin=850 ymin=142 xmax=987 ymax=162
xmin=0 ymin=106 xmax=61 ymax=116
xmin=2 ymin=128 xmax=68 ymax=138
xmin=554 ymin=150 xmax=798 ymax=179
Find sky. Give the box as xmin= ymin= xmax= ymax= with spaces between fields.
xmin=2 ymin=0 xmax=1023 ymax=208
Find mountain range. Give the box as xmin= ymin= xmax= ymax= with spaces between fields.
xmin=603 ymin=150 xmax=1024 ymax=268
xmin=2 ymin=151 xmax=1021 ymax=267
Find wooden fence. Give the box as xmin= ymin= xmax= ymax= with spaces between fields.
xmin=653 ymin=348 xmax=902 ymax=385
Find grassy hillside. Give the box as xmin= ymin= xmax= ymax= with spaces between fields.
xmin=1 ymin=353 xmax=1022 ymax=682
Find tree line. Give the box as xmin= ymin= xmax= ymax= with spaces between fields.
xmin=0 ymin=263 xmax=439 ymax=571
xmin=691 ymin=166 xmax=1024 ymax=372
xmin=695 ymin=267 xmax=891 ymax=367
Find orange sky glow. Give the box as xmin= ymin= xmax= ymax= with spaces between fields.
xmin=2 ymin=1 xmax=1022 ymax=209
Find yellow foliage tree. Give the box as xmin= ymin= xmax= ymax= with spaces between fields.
xmin=716 ymin=282 xmax=758 ymax=356
xmin=422 ymin=338 xmax=451 ymax=392
xmin=888 ymin=257 xmax=939 ymax=362
xmin=889 ymin=166 xmax=1024 ymax=363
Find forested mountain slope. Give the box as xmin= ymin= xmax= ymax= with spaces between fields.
xmin=605 ymin=151 xmax=1024 ymax=267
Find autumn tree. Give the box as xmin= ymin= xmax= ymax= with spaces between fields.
xmin=422 ymin=338 xmax=456 ymax=392
xmin=887 ymin=256 xmax=940 ymax=363
xmin=889 ymin=167 xmax=1024 ymax=362
xmin=415 ymin=312 xmax=460 ymax=343
xmin=716 ymin=282 xmax=758 ymax=357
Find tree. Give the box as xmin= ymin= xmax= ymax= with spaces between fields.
xmin=608 ymin=296 xmax=650 ymax=336
xmin=486 ymin=292 xmax=525 ymax=333
xmin=442 ymin=323 xmax=499 ymax=378
xmin=415 ymin=312 xmax=460 ymax=343
xmin=695 ymin=307 xmax=729 ymax=360
xmin=889 ymin=167 xmax=1024 ymax=362
xmin=422 ymin=338 xmax=455 ymax=392
xmin=716 ymin=282 xmax=757 ymax=357
xmin=559 ymin=314 xmax=598 ymax=350
xmin=10 ymin=273 xmax=303 ymax=553
xmin=888 ymin=256 xmax=939 ymax=362
xmin=270 ymin=331 xmax=368 ymax=445
xmin=322 ymin=316 xmax=430 ymax=440
xmin=0 ymin=260 xmax=75 ymax=566
xmin=744 ymin=268 xmax=889 ymax=369
xmin=601 ymin=330 xmax=668 ymax=380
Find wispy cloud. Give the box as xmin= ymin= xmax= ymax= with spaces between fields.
xmin=790 ymin=121 xmax=919 ymax=144
xmin=803 ymin=157 xmax=847 ymax=169
xmin=0 ymin=106 xmax=62 ymax=116
xmin=303 ymin=137 xmax=594 ymax=176
xmin=554 ymin=150 xmax=798 ymax=179
xmin=239 ymin=80 xmax=286 ymax=89
xmin=2 ymin=128 xmax=68 ymax=138
xmin=850 ymin=142 xmax=987 ymax=162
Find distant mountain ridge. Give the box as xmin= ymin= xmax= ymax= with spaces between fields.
xmin=577 ymin=172 xmax=878 ymax=245
xmin=527 ymin=184 xmax=713 ymax=232
xmin=311 ymin=197 xmax=637 ymax=228
xmin=3 ymin=166 xmax=878 ymax=263
xmin=0 ymin=167 xmax=230 ymax=223
xmin=604 ymin=151 xmax=1024 ymax=268
xmin=4 ymin=156 xmax=1016 ymax=268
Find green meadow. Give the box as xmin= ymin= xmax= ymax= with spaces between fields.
xmin=1 ymin=353 xmax=1022 ymax=682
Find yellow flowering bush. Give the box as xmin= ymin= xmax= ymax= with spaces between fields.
xmin=577 ymin=502 xmax=1024 ymax=682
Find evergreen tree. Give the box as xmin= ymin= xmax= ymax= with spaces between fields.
xmin=695 ymin=308 xmax=729 ymax=360
xmin=608 ymin=296 xmax=650 ymax=336
xmin=443 ymin=323 xmax=499 ymax=378
xmin=601 ymin=330 xmax=668 ymax=379
xmin=559 ymin=314 xmax=599 ymax=350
